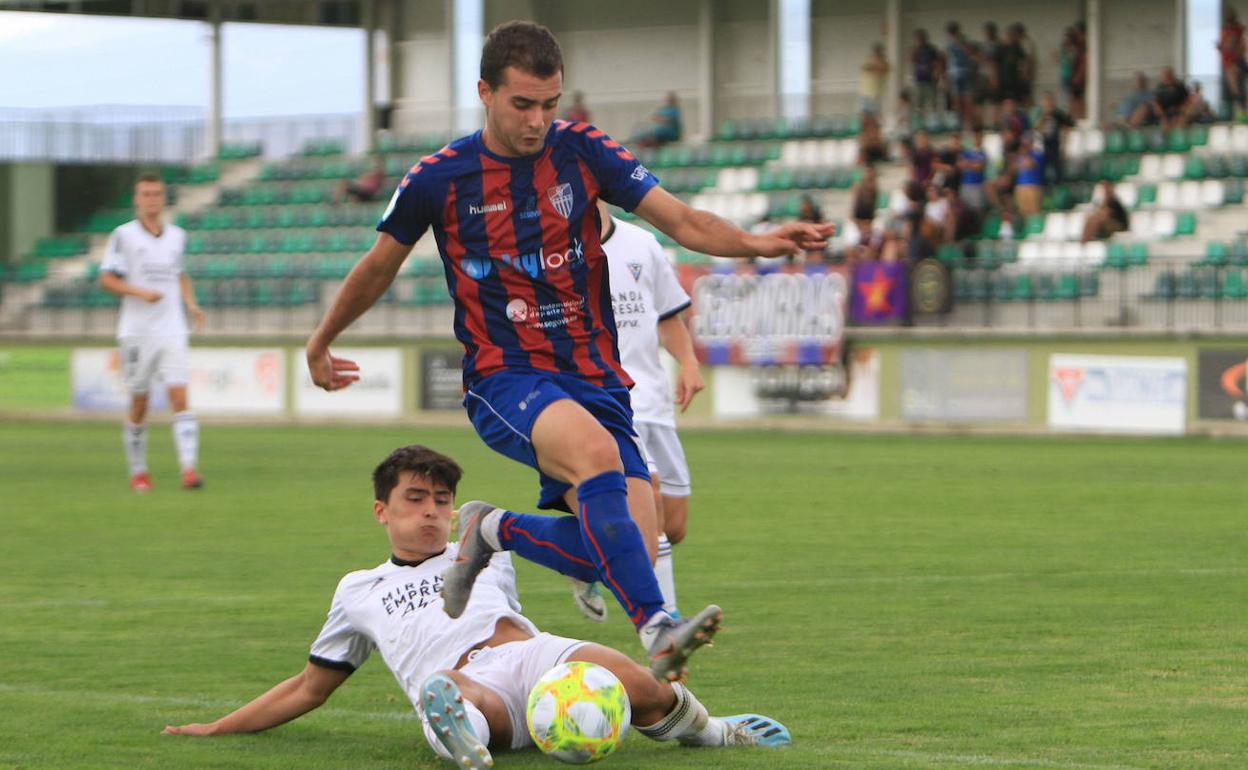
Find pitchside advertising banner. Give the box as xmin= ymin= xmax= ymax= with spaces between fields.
xmin=71 ymin=347 xmax=285 ymax=415
xmin=1196 ymin=349 xmax=1248 ymax=422
xmin=420 ymin=348 xmax=466 ymax=411
xmin=900 ymin=348 xmax=1029 ymax=422
xmin=1047 ymin=354 xmax=1187 ymax=435
xmin=294 ymin=348 xmax=403 ymax=417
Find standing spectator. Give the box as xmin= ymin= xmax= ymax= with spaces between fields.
xmin=945 ymin=22 xmax=978 ymax=129
xmin=907 ymin=129 xmax=936 ymax=186
xmin=958 ymin=128 xmax=989 ymax=214
xmin=1013 ymin=137 xmax=1045 ymax=217
xmin=995 ymin=25 xmax=1027 ymax=107
xmin=1153 ymin=67 xmax=1190 ymax=129
xmin=849 ymin=165 xmax=880 ymax=242
xmin=1118 ymin=72 xmax=1156 ymax=127
xmin=979 ymin=21 xmax=1003 ymax=124
xmin=1059 ymin=25 xmax=1087 ymax=119
xmin=893 ymin=89 xmax=917 ymax=139
xmin=911 ymin=29 xmax=943 ymax=118
xmin=1035 ymin=92 xmax=1075 ymax=185
xmin=1013 ymin=23 xmax=1038 ymax=107
xmin=860 ymin=43 xmax=890 ymax=115
xmin=1220 ymin=7 xmax=1247 ymax=120
xmin=564 ymin=90 xmax=591 ymax=123
xmin=1081 ymin=181 xmax=1130 ymax=242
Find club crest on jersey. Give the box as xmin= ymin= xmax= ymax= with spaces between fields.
xmin=628 ymin=262 xmax=643 ymax=282
xmin=547 ymin=183 xmax=574 ymax=219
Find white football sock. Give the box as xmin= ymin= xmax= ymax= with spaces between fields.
xmin=172 ymin=411 xmax=199 ymax=471
xmin=636 ymin=682 xmax=726 ymax=745
xmin=123 ymin=422 xmax=148 ymax=476
xmin=655 ymin=534 xmax=677 ymax=613
xmin=478 ymin=508 xmax=505 ymax=551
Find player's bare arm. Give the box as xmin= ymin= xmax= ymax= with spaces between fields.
xmin=306 ymin=232 xmax=414 ymax=390
xmin=657 ymin=312 xmax=704 ymax=412
xmin=179 ymin=273 xmax=205 ymax=329
xmin=633 ymin=186 xmax=834 ymax=259
xmin=162 ymin=662 xmax=349 ymax=736
xmin=99 ymin=271 xmax=162 ymax=303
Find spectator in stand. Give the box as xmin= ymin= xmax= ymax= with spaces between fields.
xmin=1183 ymin=82 xmax=1215 ymax=124
xmin=932 ymin=133 xmax=962 ymax=191
xmin=958 ymin=128 xmax=989 ymax=214
xmin=907 ymin=129 xmax=936 ymax=186
xmin=995 ymin=24 xmax=1027 ymax=107
xmin=945 ymin=22 xmax=978 ymax=129
xmin=978 ymin=22 xmax=1003 ymax=125
xmin=849 ymin=165 xmax=880 ymax=242
xmin=1153 ymin=67 xmax=1190 ymax=129
xmin=1059 ymin=24 xmax=1087 ymax=119
xmin=881 ymin=179 xmax=927 ymax=264
xmin=1013 ymin=136 xmax=1045 ymax=217
xmin=893 ymin=89 xmax=916 ymax=139
xmin=1081 ymin=181 xmax=1130 ymax=243
xmin=860 ymin=43 xmax=891 ymax=115
xmin=1220 ymin=7 xmax=1247 ymax=120
xmin=1118 ymin=72 xmax=1156 ymax=127
xmin=999 ymin=97 xmax=1030 ymax=156
xmin=633 ymin=91 xmax=682 ymax=148
xmin=911 ymin=29 xmax=943 ymax=117
xmin=1035 ymin=92 xmax=1075 ymax=185
xmin=336 ymin=156 xmax=386 ymax=204
xmin=921 ymin=181 xmax=958 ymax=249
xmin=797 ymin=195 xmax=828 ymax=263
xmin=858 ymin=111 xmax=889 ymax=165
xmin=564 ymin=91 xmax=591 ymax=123
xmin=1013 ymin=23 xmax=1038 ymax=107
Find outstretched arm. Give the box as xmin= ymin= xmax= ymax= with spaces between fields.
xmin=162 ymin=662 xmax=350 ymax=736
xmin=657 ymin=311 xmax=703 ymax=412
xmin=633 ymin=186 xmax=833 ymax=259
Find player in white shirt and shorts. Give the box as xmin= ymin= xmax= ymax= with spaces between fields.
xmin=99 ymin=174 xmax=206 ymax=492
xmin=161 ymin=445 xmax=790 ymax=768
xmin=568 ymin=202 xmax=704 ymax=620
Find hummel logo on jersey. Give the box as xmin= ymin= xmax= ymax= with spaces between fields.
xmin=547 ymin=183 xmax=574 ymax=219
xmin=461 ymin=239 xmax=585 ymax=281
xmin=469 ymin=201 xmax=507 ymax=215
xmin=631 ymin=165 xmax=650 ymax=181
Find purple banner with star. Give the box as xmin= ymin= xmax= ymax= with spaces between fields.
xmin=850 ymin=262 xmax=908 ymax=324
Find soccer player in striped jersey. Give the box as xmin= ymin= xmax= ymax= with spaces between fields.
xmin=305 ymin=20 xmax=831 ymax=683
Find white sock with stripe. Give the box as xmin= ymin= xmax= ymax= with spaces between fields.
xmin=123 ymin=422 xmax=148 ymax=476
xmin=655 ymin=534 xmax=677 ymax=613
xmin=635 ymin=682 xmax=727 ymax=746
xmin=172 ymin=411 xmax=199 ymax=471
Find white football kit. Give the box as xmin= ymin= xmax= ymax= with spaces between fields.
xmin=309 ymin=546 xmax=585 ymax=755
xmin=604 ymin=218 xmax=692 ymax=497
xmin=101 ymin=220 xmax=191 ymax=392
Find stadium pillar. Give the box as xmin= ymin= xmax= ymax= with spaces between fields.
xmin=698 ymin=0 xmax=715 ymax=140
xmin=1086 ymin=0 xmax=1104 ymax=126
xmin=773 ymin=0 xmax=811 ymax=122
xmin=884 ymin=0 xmax=901 ymax=127
xmin=205 ymin=1 xmax=223 ymax=161
xmin=450 ymin=0 xmax=485 ymax=135
xmin=1174 ymin=0 xmax=1187 ymax=77
xmin=362 ymin=0 xmax=378 ymax=153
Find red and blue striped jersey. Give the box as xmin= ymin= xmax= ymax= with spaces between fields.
xmin=378 ymin=121 xmax=660 ymax=389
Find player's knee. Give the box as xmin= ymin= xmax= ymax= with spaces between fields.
xmin=577 ymin=434 xmax=624 ymax=477
xmin=665 ymin=522 xmax=687 ymax=545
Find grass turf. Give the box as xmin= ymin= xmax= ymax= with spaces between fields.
xmin=0 ymin=421 xmax=1244 ymax=769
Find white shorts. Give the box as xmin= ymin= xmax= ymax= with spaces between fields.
xmin=634 ymin=422 xmax=691 ymax=497
xmin=420 ymin=633 xmax=587 ymax=754
xmin=119 ymin=336 xmax=189 ymax=394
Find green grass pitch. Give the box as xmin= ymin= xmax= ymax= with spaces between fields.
xmin=1 ymin=420 xmax=1244 ymax=769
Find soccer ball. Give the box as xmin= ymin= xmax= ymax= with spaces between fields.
xmin=526 ymin=661 xmax=631 ymax=764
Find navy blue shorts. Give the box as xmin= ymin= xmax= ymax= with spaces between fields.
xmin=464 ymin=370 xmax=650 ymax=512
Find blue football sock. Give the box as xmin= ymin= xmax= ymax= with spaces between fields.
xmin=497 ymin=511 xmax=599 ymax=583
xmin=576 ymin=471 xmax=666 ymax=629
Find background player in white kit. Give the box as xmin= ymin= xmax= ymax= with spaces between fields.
xmin=99 ymin=173 xmax=205 ymax=492
xmin=161 ymin=445 xmax=790 ymax=769
xmin=572 ymin=201 xmax=704 ymax=620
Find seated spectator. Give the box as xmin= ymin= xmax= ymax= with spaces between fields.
xmin=921 ymin=183 xmax=957 ymax=248
xmin=860 ymin=43 xmax=890 ymax=115
xmin=892 ymin=89 xmax=916 ymax=140
xmin=1182 ymin=81 xmax=1215 ymax=125
xmin=907 ymin=129 xmax=936 ymax=186
xmin=564 ymin=91 xmax=591 ymax=123
xmin=858 ymin=111 xmax=888 ymax=165
xmin=1081 ymin=181 xmax=1130 ymax=242
xmin=336 ymin=156 xmax=385 ymax=204
xmin=958 ymin=128 xmax=989 ymax=213
xmin=932 ymin=132 xmax=962 ymax=191
xmin=633 ymin=91 xmax=682 ymax=148
xmin=1118 ymin=72 xmax=1155 ymax=127
xmin=849 ymin=165 xmax=880 ymax=240
xmin=1153 ymin=67 xmax=1190 ymax=129
xmin=1013 ymin=137 xmax=1045 ymax=216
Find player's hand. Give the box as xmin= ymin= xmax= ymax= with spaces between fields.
xmin=674 ymin=363 xmax=705 ymax=412
xmin=161 ymin=723 xmax=217 ymax=736
xmin=142 ymin=289 xmax=164 ymax=303
xmin=187 ymin=304 xmax=206 ymax=331
xmin=748 ymin=222 xmax=836 ymax=257
xmin=306 ymin=346 xmax=360 ymax=391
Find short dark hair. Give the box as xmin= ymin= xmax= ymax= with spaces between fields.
xmin=372 ymin=445 xmax=463 ymax=502
xmin=135 ymin=172 xmax=163 ymax=186
xmin=480 ymin=20 xmax=563 ymax=88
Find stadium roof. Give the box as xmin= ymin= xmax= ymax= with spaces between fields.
xmin=2 ymin=0 xmax=366 ymax=29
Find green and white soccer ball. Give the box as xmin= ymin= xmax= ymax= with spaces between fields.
xmin=526 ymin=661 xmax=631 ymax=764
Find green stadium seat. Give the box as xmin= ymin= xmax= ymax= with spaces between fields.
xmin=1231 ymin=240 xmax=1248 ymax=266
xmin=1055 ymin=273 xmax=1080 ymax=300
xmin=1147 ymin=270 xmax=1177 ymax=299
xmin=1167 ymin=130 xmax=1191 ymax=153
xmin=1105 ymin=130 xmax=1126 ymax=154
xmin=1224 ymin=270 xmax=1248 ymax=299
xmin=1176 ymin=270 xmax=1199 ymax=299
xmin=1035 ymin=273 xmax=1056 ymax=301
xmin=1011 ymin=273 xmax=1035 ymax=301
xmin=1080 ymin=272 xmax=1100 ymax=297
xmin=1174 ymin=212 xmax=1197 ymax=236
xmin=1128 ymin=243 xmax=1149 ymax=266
xmin=1204 ymin=241 xmax=1229 ymax=267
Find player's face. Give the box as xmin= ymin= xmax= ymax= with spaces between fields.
xmin=480 ymin=66 xmax=562 ymax=157
xmin=134 ymin=181 xmax=166 ymax=218
xmin=374 ymin=472 xmax=455 ymax=559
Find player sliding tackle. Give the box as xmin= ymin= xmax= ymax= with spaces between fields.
xmin=305 ymin=21 xmax=833 ymax=684
xmin=162 ymin=446 xmax=790 ymax=769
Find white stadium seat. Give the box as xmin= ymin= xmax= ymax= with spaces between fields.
xmin=1156 ymin=181 xmax=1179 ymax=209
xmin=1082 ymin=241 xmax=1108 ymax=265
xmin=1018 ymin=241 xmax=1043 ymax=263
xmin=780 ymin=142 xmax=801 ymax=167
xmin=1208 ymin=124 xmax=1231 ymax=154
xmin=1161 ymin=154 xmax=1184 ymax=180
xmin=1064 ymin=131 xmax=1084 ymax=159
xmin=1042 ymin=212 xmax=1068 ymax=241
xmin=1065 ymin=212 xmax=1087 ymax=241
xmin=1060 ymin=242 xmax=1083 ymax=263
xmin=836 ymin=139 xmax=859 ymax=166
xmin=1116 ymin=182 xmax=1138 ymax=209
xmin=1151 ymin=210 xmax=1176 ymax=239
xmin=737 ymin=167 xmax=759 ymax=193
xmin=1131 ymin=210 xmax=1153 ymax=237
xmin=1201 ymin=180 xmax=1225 ymax=208
xmin=1179 ymin=180 xmax=1202 ymax=210
xmin=1139 ymin=154 xmax=1163 ymax=181
xmin=1233 ymin=125 xmax=1248 ymax=154
xmin=1083 ymin=129 xmax=1105 ymax=156
xmin=983 ymin=132 xmax=1004 ymax=163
